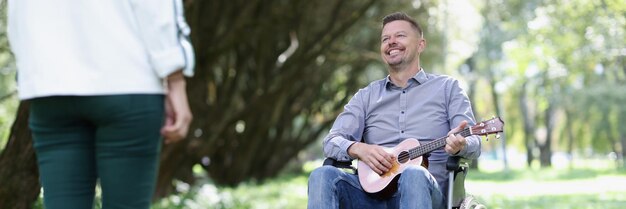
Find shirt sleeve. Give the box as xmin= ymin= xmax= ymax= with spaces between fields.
xmin=130 ymin=0 xmax=195 ymax=78
xmin=322 ymin=88 xmax=369 ymax=161
xmin=446 ymin=79 xmax=481 ymax=160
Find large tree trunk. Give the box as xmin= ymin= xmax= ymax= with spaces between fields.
xmin=154 ymin=0 xmax=385 ymax=198
xmin=488 ymin=72 xmax=508 ymax=171
xmin=464 ymin=57 xmax=480 ymax=170
xmin=519 ymin=81 xmax=536 ymax=167
xmin=617 ymin=127 xmax=626 ymax=168
xmin=602 ymin=109 xmax=620 ymax=167
xmin=617 ymin=108 xmax=626 ymax=168
xmin=565 ymin=109 xmax=575 ymax=168
xmin=0 ymin=102 xmax=40 ymax=209
xmin=619 ymin=58 xmax=626 ymax=168
xmin=538 ymin=101 xmax=554 ymax=167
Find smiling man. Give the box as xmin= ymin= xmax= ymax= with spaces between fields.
xmin=307 ymin=12 xmax=481 ymax=209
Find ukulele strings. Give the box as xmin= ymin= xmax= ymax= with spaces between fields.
xmin=397 ymin=127 xmax=472 ymax=162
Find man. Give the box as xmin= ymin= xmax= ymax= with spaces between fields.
xmin=7 ymin=0 xmax=194 ymax=208
xmin=307 ymin=12 xmax=481 ymax=209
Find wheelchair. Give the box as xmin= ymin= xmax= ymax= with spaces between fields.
xmin=323 ymin=156 xmax=486 ymax=209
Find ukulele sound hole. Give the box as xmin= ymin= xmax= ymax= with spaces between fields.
xmin=398 ymin=151 xmax=410 ymax=164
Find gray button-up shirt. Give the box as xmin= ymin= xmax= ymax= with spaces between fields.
xmin=323 ymin=69 xmax=481 ymax=189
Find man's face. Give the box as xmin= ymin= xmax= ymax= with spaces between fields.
xmin=380 ymin=20 xmax=424 ymax=68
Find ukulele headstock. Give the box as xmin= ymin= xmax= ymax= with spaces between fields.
xmin=471 ymin=117 xmax=504 ymax=138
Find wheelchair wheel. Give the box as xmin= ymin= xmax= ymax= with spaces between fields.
xmin=459 ymin=195 xmax=487 ymax=209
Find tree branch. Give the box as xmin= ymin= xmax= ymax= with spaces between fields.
xmin=0 ymin=90 xmax=16 ymax=103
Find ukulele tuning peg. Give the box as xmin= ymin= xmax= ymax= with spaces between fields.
xmin=495 ymin=134 xmax=501 ymax=139
xmin=484 ymin=136 xmax=489 ymax=141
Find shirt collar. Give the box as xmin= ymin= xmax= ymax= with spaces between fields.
xmin=414 ymin=68 xmax=428 ymax=85
xmin=384 ymin=68 xmax=429 ymax=89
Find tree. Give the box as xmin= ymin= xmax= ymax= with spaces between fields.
xmin=0 ymin=1 xmax=39 ymax=208
xmin=153 ymin=0 xmax=386 ymax=197
xmin=154 ymin=0 xmax=449 ymax=197
xmin=467 ymin=0 xmax=541 ymax=169
xmin=0 ymin=0 xmax=474 ymax=206
xmin=502 ymin=0 xmax=626 ymax=167
xmin=0 ymin=102 xmax=39 ymax=209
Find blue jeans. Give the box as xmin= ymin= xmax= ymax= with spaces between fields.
xmin=307 ymin=165 xmax=444 ymax=209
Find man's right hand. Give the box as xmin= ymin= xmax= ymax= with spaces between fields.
xmin=347 ymin=142 xmax=395 ymax=175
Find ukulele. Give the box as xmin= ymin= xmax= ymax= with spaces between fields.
xmin=358 ymin=117 xmax=504 ymax=195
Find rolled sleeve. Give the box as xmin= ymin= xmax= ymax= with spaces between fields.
xmin=447 ymin=79 xmax=481 ymax=160
xmin=322 ymin=88 xmax=368 ymax=161
xmin=454 ymin=135 xmax=481 ymax=160
xmin=323 ymin=136 xmax=357 ymax=161
xmin=149 ymin=47 xmax=186 ymax=77
xmin=131 ymin=0 xmax=194 ymax=78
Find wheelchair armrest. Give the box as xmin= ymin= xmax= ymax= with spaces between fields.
xmin=323 ymin=158 xmax=357 ymax=172
xmin=446 ymin=156 xmax=472 ymax=209
xmin=446 ymin=156 xmax=471 ymax=172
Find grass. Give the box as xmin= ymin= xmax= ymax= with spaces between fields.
xmin=148 ymin=158 xmax=626 ymax=209
xmin=466 ymin=170 xmax=626 ymax=209
xmin=478 ymin=192 xmax=626 ymax=209
xmin=152 ymin=174 xmax=310 ymax=209
xmin=32 ymin=159 xmax=626 ymax=209
xmin=464 ymin=159 xmax=626 ymax=209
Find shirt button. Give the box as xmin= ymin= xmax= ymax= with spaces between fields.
xmin=401 ymin=130 xmax=405 ymax=133
xmin=402 ymin=90 xmax=406 ymax=93
xmin=401 ymin=111 xmax=404 ymax=114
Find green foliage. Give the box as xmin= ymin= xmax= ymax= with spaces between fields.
xmin=0 ymin=0 xmax=17 ymax=151
xmin=480 ymin=0 xmax=626 ymax=160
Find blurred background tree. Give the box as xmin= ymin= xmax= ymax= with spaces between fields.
xmin=0 ymin=0 xmax=624 ymax=208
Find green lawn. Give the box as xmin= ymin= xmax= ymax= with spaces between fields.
xmin=151 ymin=159 xmax=626 ymax=209
xmin=467 ymin=171 xmax=626 ymax=209
xmin=465 ymin=159 xmax=626 ymax=209
xmin=32 ymin=159 xmax=626 ymax=209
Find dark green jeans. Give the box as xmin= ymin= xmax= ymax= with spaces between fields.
xmin=29 ymin=95 xmax=164 ymax=209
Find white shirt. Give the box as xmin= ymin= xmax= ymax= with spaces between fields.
xmin=8 ymin=0 xmax=195 ymax=100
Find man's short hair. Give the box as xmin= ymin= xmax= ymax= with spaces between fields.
xmin=382 ymin=12 xmax=423 ymax=37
